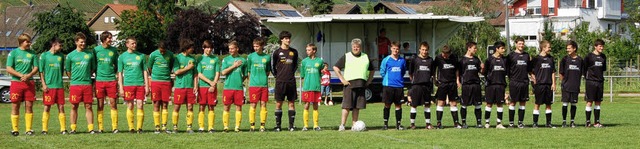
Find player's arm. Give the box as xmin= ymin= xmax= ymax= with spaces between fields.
xmin=379 ymin=57 xmax=387 ymax=78
xmin=366 ymin=56 xmax=375 ymax=86
xmin=198 ymin=73 xmax=215 ymax=86
xmin=147 ymin=53 xmax=155 ymax=74
xmin=551 ymin=59 xmax=557 ymax=91
xmin=143 ymin=57 xmax=150 ymax=95
xmin=64 ymin=54 xmax=72 ymax=79
xmin=221 ymin=60 xmax=240 ymax=76
xmin=174 ymin=61 xmax=194 ymax=75
xmin=271 ymin=50 xmax=278 ymax=76
xmin=117 ymin=56 xmax=125 ymax=94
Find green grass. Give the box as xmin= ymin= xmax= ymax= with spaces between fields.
xmin=1 ymin=96 xmax=639 ymax=148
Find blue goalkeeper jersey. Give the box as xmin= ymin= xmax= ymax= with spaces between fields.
xmin=380 ymin=55 xmax=406 ymax=88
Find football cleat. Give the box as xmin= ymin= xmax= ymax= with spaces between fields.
xmin=113 ymin=129 xmax=119 ymax=134
xmin=69 ymin=130 xmax=77 ymax=134
xmin=593 ymin=123 xmax=603 ymax=128
xmin=396 ymin=125 xmax=405 ymax=130
xmin=273 ymin=127 xmax=281 ymax=132
xmin=570 ymin=122 xmax=576 ymax=128
xmin=382 ymin=125 xmax=389 ymax=130
xmin=425 ymin=124 xmax=434 ymax=130
xmin=259 ymin=127 xmax=266 ymax=132
xmin=26 ymin=130 xmax=34 ymax=136
xmin=234 ymin=127 xmax=240 ymax=132
xmin=41 ymin=131 xmax=48 ymax=135
xmin=61 ymin=130 xmax=68 ymax=135
xmin=89 ymin=130 xmax=96 ymax=134
xmin=484 ymin=123 xmax=491 ymax=129
xmin=314 ymin=127 xmax=322 ymax=131
xmin=137 ymin=129 xmax=143 ymax=134
xmin=496 ymin=124 xmax=506 ymax=129
xmin=338 ymin=125 xmax=345 ymax=131
xmin=532 ymin=123 xmax=539 ymax=128
xmin=301 ymin=127 xmax=308 ymax=131
xmin=518 ymin=123 xmax=525 ymax=129
xmin=209 ymin=129 xmax=215 ymax=133
xmin=436 ymin=123 xmax=443 ymax=129
xmin=223 ymin=127 xmax=229 ymax=133
xmin=11 ymin=131 xmax=19 ymax=136
xmin=409 ymin=124 xmax=416 ymax=130
xmin=561 ymin=122 xmax=567 ymax=128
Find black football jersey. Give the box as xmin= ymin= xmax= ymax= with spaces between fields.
xmin=506 ymin=51 xmax=532 ymax=83
xmin=434 ymin=54 xmax=459 ymax=83
xmin=584 ymin=53 xmax=607 ymax=82
xmin=459 ymin=56 xmax=481 ymax=84
xmin=532 ymin=54 xmax=556 ymax=85
xmin=560 ymin=55 xmax=583 ymax=92
xmin=409 ymin=56 xmax=435 ymax=85
xmin=484 ymin=56 xmax=508 ymax=86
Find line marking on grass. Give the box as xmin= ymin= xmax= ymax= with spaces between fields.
xmin=16 ymin=136 xmax=57 ymax=149
xmin=368 ymin=132 xmax=420 ymax=145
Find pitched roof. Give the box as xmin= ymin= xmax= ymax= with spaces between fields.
xmin=0 ymin=4 xmax=59 ymax=49
xmin=376 ymin=2 xmax=427 ymax=14
xmin=86 ymin=4 xmax=137 ymax=26
xmin=331 ymin=4 xmax=361 ymax=14
xmin=224 ymin=0 xmax=303 ymax=18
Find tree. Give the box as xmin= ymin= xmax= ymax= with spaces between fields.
xmin=211 ymin=11 xmax=261 ymax=55
xmin=310 ymin=0 xmax=334 ymax=15
xmin=360 ymin=1 xmax=376 ymax=14
xmin=115 ymin=1 xmax=182 ymax=54
xmin=426 ymin=0 xmax=501 ymax=60
xmin=542 ymin=21 xmax=567 ymax=60
xmin=28 ymin=6 xmax=96 ymax=54
xmin=166 ymin=8 xmax=214 ymax=54
xmin=115 ymin=10 xmax=165 ymax=54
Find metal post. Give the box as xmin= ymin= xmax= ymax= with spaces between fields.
xmin=610 ymin=76 xmax=613 ymax=102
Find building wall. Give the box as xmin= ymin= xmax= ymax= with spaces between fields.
xmin=89 ymin=9 xmax=120 ymax=32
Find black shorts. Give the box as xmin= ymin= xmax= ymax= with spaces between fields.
xmin=409 ymin=84 xmax=433 ymax=107
xmin=342 ymin=86 xmax=367 ymax=109
xmin=509 ymin=81 xmax=529 ymax=102
xmin=383 ymin=87 xmax=404 ymax=105
xmin=275 ymin=82 xmax=297 ymax=101
xmin=533 ymin=84 xmax=553 ymax=105
xmin=461 ymin=84 xmax=482 ymax=106
xmin=485 ymin=85 xmax=505 ymax=104
xmin=435 ymin=82 xmax=458 ymax=101
xmin=561 ymin=90 xmax=578 ymax=103
xmin=585 ymin=80 xmax=603 ymax=102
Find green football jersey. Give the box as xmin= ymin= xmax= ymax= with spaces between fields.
xmin=65 ymin=49 xmax=96 ymax=85
xmin=222 ymin=55 xmax=246 ymax=90
xmin=6 ymin=48 xmax=38 ymax=81
xmin=39 ymin=51 xmax=65 ymax=88
xmin=173 ymin=53 xmax=196 ymax=88
xmin=197 ymin=55 xmax=220 ymax=87
xmin=118 ymin=51 xmax=147 ymax=86
xmin=94 ymin=45 xmax=119 ymax=81
xmin=300 ymin=57 xmax=324 ymax=91
xmin=247 ymin=52 xmax=271 ymax=87
xmin=148 ymin=50 xmax=174 ymax=82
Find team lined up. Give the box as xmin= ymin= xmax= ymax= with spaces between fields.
xmin=378 ymin=37 xmax=607 ymax=130
xmin=7 ymin=31 xmax=329 ymax=136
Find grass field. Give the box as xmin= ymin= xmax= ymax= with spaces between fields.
xmin=1 ymin=96 xmax=639 ymax=148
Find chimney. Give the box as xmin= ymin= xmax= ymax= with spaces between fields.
xmin=114 ymin=0 xmax=119 ymax=4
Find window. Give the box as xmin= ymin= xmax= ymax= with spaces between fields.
xmin=15 ymin=30 xmax=23 ymax=37
xmin=111 ymin=17 xmax=115 ymax=23
xmin=529 ymin=35 xmax=537 ymax=40
xmin=104 ymin=17 xmax=109 ymax=23
xmin=5 ymin=31 xmax=12 ymax=37
xmin=527 ymin=7 xmax=542 ymax=15
xmin=560 ymin=0 xmax=579 ymax=8
xmin=548 ymin=8 xmax=555 ymax=15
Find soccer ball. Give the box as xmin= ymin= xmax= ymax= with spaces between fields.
xmin=352 ymin=121 xmax=366 ymax=131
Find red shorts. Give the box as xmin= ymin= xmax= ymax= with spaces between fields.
xmin=123 ymin=86 xmax=146 ymax=101
xmin=95 ymin=81 xmax=118 ymax=99
xmin=9 ymin=81 xmax=36 ymax=103
xmin=302 ymin=91 xmax=322 ymax=103
xmin=174 ymin=88 xmax=195 ymax=105
xmin=198 ymin=87 xmax=218 ymax=106
xmin=70 ymin=85 xmax=93 ymax=104
xmin=151 ymin=81 xmax=172 ymax=102
xmin=249 ymin=87 xmax=268 ymax=103
xmin=43 ymin=88 xmax=65 ymax=106
xmin=223 ymin=90 xmax=244 ymax=106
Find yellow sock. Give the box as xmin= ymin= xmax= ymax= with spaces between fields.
xmin=223 ymin=111 xmax=229 ymax=128
xmin=313 ymin=110 xmax=319 ymax=128
xmin=42 ymin=112 xmax=50 ymax=132
xmin=59 ymin=113 xmax=66 ymax=132
xmin=153 ymin=111 xmax=160 ymax=127
xmin=187 ymin=111 xmax=194 ymax=127
xmin=208 ymin=111 xmax=215 ymax=130
xmin=88 ymin=124 xmax=94 ymax=131
xmin=235 ymin=111 xmax=242 ymax=129
xmin=198 ymin=111 xmax=205 ymax=129
xmin=126 ymin=109 xmax=134 ymax=130
xmin=249 ymin=107 xmax=256 ymax=126
xmin=136 ymin=110 xmax=144 ymax=130
xmin=97 ymin=110 xmax=104 ymax=131
xmin=25 ymin=113 xmax=33 ymax=131
xmin=11 ymin=114 xmax=19 ymax=132
xmin=162 ymin=109 xmax=169 ymax=126
xmin=303 ymin=110 xmax=309 ymax=128
xmin=260 ymin=108 xmax=267 ymax=125
xmin=110 ymin=109 xmax=118 ymax=131
xmin=70 ymin=124 xmax=77 ymax=131
xmin=172 ymin=111 xmax=179 ymax=126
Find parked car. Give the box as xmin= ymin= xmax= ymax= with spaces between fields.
xmin=0 ymin=77 xmax=11 ymax=103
